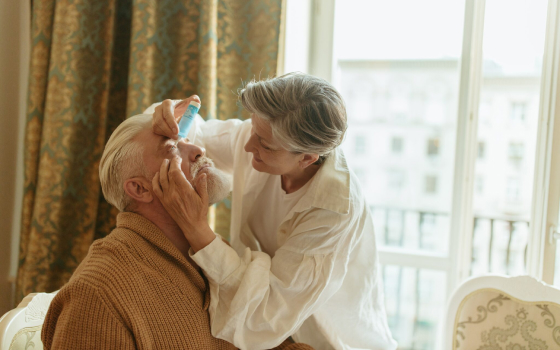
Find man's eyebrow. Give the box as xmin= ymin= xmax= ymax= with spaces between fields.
xmin=156 ymin=137 xmax=191 ymax=154
xmin=157 ymin=138 xmax=172 ymax=154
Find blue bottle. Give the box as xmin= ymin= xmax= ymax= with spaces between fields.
xmin=177 ymin=101 xmax=201 ymax=140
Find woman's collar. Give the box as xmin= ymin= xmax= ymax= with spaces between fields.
xmin=293 ymin=148 xmax=351 ymax=215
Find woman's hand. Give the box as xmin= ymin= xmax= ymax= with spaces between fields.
xmin=152 ymin=95 xmax=201 ymax=139
xmin=151 ymin=156 xmax=216 ymax=252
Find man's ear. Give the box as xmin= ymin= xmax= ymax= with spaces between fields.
xmin=123 ymin=177 xmax=153 ymax=204
xmin=299 ymin=153 xmax=320 ymax=169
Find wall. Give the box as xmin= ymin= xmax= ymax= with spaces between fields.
xmin=0 ymin=1 xmax=30 ymax=314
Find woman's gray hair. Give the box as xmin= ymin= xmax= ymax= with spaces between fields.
xmin=239 ymin=72 xmax=347 ymax=164
xmin=99 ymin=114 xmax=151 ymax=211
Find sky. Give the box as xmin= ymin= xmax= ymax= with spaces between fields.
xmin=333 ymin=0 xmax=549 ymax=74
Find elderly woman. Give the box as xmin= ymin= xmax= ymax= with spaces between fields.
xmin=147 ymin=73 xmax=397 ymax=350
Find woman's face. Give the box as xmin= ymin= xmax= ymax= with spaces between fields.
xmin=243 ymin=115 xmax=303 ymax=175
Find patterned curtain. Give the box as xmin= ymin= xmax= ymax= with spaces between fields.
xmin=17 ymin=0 xmax=282 ymax=302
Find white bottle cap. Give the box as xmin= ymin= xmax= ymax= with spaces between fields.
xmin=189 ymin=101 xmax=201 ymax=109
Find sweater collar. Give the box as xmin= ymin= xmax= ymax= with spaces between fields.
xmin=116 ymin=212 xmax=186 ymax=260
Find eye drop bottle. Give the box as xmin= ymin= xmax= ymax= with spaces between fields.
xmin=177 ymin=101 xmax=201 ymax=141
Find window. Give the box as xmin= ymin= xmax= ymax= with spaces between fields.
xmin=427 ymin=138 xmax=440 ymax=157
xmin=355 ymin=135 xmax=367 ymax=155
xmin=478 ymin=141 xmax=486 ymax=159
xmin=347 ymin=83 xmax=376 ymax=122
xmin=387 ymin=170 xmax=406 ymax=191
xmin=391 ymin=136 xmax=403 ymax=154
xmin=425 ymin=82 xmax=448 ymax=124
xmin=425 ymin=175 xmax=438 ymax=194
xmin=510 ymin=102 xmax=527 ymax=122
xmin=470 ymin=0 xmax=544 ymax=281
xmin=506 ymin=177 xmax=521 ymax=203
xmin=508 ymin=142 xmax=524 ymax=167
xmin=284 ymin=0 xmax=558 ymax=347
xmin=479 ymin=100 xmax=492 ymax=122
xmin=475 ymin=176 xmax=484 ymax=194
xmin=389 ymin=83 xmax=410 ymax=121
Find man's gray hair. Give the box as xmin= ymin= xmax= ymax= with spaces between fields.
xmin=99 ymin=114 xmax=151 ymax=211
xmin=239 ymin=72 xmax=347 ymax=164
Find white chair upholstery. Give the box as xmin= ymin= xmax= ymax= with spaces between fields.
xmin=443 ymin=274 xmax=560 ymax=350
xmin=0 ymin=291 xmax=58 ymax=350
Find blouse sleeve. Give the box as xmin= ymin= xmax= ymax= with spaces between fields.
xmin=190 ymin=208 xmax=350 ymax=350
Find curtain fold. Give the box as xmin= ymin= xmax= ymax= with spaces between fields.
xmin=17 ymin=0 xmax=281 ymax=302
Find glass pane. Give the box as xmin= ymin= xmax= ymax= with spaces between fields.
xmin=554 ymin=208 xmax=560 ymax=285
xmin=382 ymin=265 xmax=446 ymax=350
xmin=471 ymin=0 xmax=548 ymax=276
xmin=334 ymin=0 xmax=466 ymax=255
xmin=371 ymin=208 xmax=450 ymax=253
xmin=554 ymin=244 xmax=560 ymax=285
xmin=470 ymin=218 xmax=529 ymax=276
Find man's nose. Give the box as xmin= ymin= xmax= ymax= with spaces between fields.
xmin=187 ymin=143 xmax=205 ymax=162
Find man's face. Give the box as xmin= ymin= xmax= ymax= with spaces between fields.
xmin=138 ymin=126 xmax=204 ymax=181
xmin=136 ymin=127 xmax=230 ymax=204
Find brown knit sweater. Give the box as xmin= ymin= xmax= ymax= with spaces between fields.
xmin=41 ymin=212 xmax=312 ymax=350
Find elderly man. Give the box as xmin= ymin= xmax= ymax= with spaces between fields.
xmin=41 ymin=114 xmax=312 ymax=350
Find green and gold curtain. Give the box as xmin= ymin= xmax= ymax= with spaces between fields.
xmin=17 ymin=0 xmax=282 ymax=302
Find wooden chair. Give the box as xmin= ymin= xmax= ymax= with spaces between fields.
xmin=443 ymin=274 xmax=560 ymax=350
xmin=0 ymin=292 xmax=58 ymax=350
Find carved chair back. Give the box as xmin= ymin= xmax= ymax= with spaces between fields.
xmin=443 ymin=275 xmax=560 ymax=350
xmin=0 ymin=292 xmax=58 ymax=350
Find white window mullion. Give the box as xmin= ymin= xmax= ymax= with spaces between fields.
xmin=447 ymin=0 xmax=486 ymax=293
xmin=282 ymin=0 xmax=313 ymax=75
xmin=378 ymin=248 xmax=449 ymax=272
xmin=308 ymin=0 xmax=336 ymax=82
xmin=527 ymin=0 xmax=560 ymax=283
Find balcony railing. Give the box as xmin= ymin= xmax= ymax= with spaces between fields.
xmin=370 ymin=206 xmax=529 ymax=350
xmin=370 ymin=205 xmax=529 ymax=275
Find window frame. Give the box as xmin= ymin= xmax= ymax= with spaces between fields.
xmin=282 ymin=0 xmax=560 ymax=345
xmin=526 ymin=0 xmax=560 ymax=284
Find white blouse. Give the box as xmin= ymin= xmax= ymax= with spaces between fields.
xmin=248 ymin=174 xmax=311 ymax=257
xmin=144 ymin=104 xmax=397 ymax=350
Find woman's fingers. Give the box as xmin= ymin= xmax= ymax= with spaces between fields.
xmin=151 ymin=156 xmax=210 ymax=240
xmin=194 ymin=173 xmax=209 ymax=205
xmin=168 ymin=157 xmax=187 ymax=193
xmin=174 ymin=95 xmax=201 ymax=120
xmin=174 ymin=100 xmax=189 ymax=120
xmin=167 ymin=157 xmax=207 ymax=204
xmin=161 ymin=99 xmax=178 ymax=136
xmin=189 ymin=95 xmax=201 ymax=104
xmin=152 ymin=100 xmax=178 ymax=139
xmin=152 ymin=112 xmax=173 ymax=138
xmin=168 ymin=157 xmax=199 ymax=200
xmin=159 ymin=158 xmax=170 ymax=191
xmin=152 ymin=96 xmax=201 ymax=139
xmin=152 ymin=172 xmax=163 ymax=199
